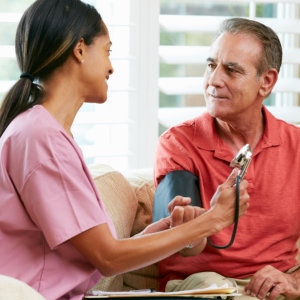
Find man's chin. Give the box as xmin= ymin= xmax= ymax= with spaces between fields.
xmin=206 ymin=101 xmax=231 ymax=117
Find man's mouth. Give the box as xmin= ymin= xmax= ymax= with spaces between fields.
xmin=206 ymin=86 xmax=228 ymax=100
xmin=208 ymin=93 xmax=227 ymax=100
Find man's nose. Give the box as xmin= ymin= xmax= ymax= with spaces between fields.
xmin=208 ymin=65 xmax=225 ymax=88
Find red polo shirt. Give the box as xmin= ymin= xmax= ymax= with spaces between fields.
xmin=154 ymin=106 xmax=300 ymax=291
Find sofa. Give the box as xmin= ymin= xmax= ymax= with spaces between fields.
xmin=89 ymin=164 xmax=300 ymax=293
xmin=88 ymin=164 xmax=159 ymax=293
xmin=2 ymin=163 xmax=300 ymax=298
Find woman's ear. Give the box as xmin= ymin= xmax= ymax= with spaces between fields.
xmin=259 ymin=68 xmax=278 ymax=98
xmin=73 ymin=38 xmax=86 ymax=64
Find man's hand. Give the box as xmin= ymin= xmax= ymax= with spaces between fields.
xmin=245 ymin=265 xmax=300 ymax=300
xmin=138 ymin=196 xmax=206 ymax=238
xmin=168 ymin=196 xmax=207 ymax=256
xmin=168 ymin=196 xmax=206 ymax=227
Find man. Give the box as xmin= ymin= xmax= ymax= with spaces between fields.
xmin=153 ymin=18 xmax=300 ymax=300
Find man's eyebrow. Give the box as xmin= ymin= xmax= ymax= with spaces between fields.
xmin=206 ymin=57 xmax=247 ymax=74
xmin=206 ymin=57 xmax=215 ymax=63
xmin=226 ymin=62 xmax=246 ymax=74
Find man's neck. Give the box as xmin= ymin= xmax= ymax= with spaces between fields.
xmin=215 ymin=111 xmax=265 ymax=154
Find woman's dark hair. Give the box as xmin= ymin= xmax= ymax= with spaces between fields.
xmin=0 ymin=0 xmax=107 ymax=137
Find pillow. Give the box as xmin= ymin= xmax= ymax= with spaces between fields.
xmin=89 ymin=164 xmax=138 ymax=292
xmin=123 ymin=169 xmax=159 ymax=291
xmin=91 ymin=164 xmax=138 ymax=238
xmin=124 ymin=169 xmax=155 ymax=236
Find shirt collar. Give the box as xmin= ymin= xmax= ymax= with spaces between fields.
xmin=194 ymin=105 xmax=282 ymax=162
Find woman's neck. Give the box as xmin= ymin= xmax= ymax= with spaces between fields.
xmin=41 ymin=72 xmax=84 ymax=137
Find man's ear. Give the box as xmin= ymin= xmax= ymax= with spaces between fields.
xmin=73 ymin=38 xmax=86 ymax=64
xmin=259 ymin=68 xmax=278 ymax=98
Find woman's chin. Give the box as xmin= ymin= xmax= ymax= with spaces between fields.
xmin=85 ymin=95 xmax=108 ymax=104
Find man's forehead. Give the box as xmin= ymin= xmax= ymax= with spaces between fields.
xmin=208 ymin=33 xmax=261 ymax=66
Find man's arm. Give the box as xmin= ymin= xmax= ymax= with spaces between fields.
xmin=153 ymin=128 xmax=207 ymax=256
xmin=152 ymin=171 xmax=207 ymax=256
xmin=152 ymin=170 xmax=202 ymax=222
xmin=245 ymin=265 xmax=300 ymax=300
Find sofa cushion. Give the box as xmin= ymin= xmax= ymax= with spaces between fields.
xmin=88 ymin=164 xmax=138 ymax=291
xmin=90 ymin=164 xmax=138 ymax=239
xmin=122 ymin=169 xmax=159 ymax=291
xmin=125 ymin=169 xmax=156 ymax=236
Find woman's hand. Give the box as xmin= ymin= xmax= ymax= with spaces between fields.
xmin=208 ymin=168 xmax=250 ymax=233
xmin=137 ymin=217 xmax=171 ymax=236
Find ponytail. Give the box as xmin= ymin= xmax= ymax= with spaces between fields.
xmin=0 ymin=79 xmax=43 ymax=137
xmin=0 ymin=0 xmax=106 ymax=137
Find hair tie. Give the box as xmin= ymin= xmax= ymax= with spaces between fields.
xmin=20 ymin=72 xmax=34 ymax=82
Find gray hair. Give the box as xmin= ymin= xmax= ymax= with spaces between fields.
xmin=218 ymin=17 xmax=282 ymax=76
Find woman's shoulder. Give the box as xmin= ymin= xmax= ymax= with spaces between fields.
xmin=3 ymin=105 xmax=69 ymax=145
xmin=2 ymin=105 xmax=74 ymax=160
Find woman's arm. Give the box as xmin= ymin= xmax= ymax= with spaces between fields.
xmin=69 ymin=169 xmax=249 ymax=277
xmin=138 ymin=196 xmax=207 ymax=256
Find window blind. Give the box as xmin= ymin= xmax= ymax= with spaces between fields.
xmin=0 ymin=0 xmax=160 ymax=171
xmin=158 ymin=0 xmax=300 ymax=130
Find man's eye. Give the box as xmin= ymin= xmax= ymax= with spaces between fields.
xmin=207 ymin=63 xmax=215 ymax=68
xmin=227 ymin=68 xmax=236 ymax=73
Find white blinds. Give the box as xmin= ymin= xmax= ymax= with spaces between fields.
xmin=0 ymin=0 xmax=160 ymax=171
xmin=158 ymin=0 xmax=300 ymax=129
xmin=75 ymin=0 xmax=160 ymax=170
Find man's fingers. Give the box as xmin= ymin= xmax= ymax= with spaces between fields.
xmin=195 ymin=207 xmax=206 ymax=217
xmin=268 ymin=284 xmax=282 ymax=300
xmin=182 ymin=206 xmax=196 ymax=223
xmin=170 ymin=206 xmax=184 ymax=227
xmin=257 ymin=277 xmax=274 ymax=300
xmin=168 ymin=196 xmax=191 ymax=213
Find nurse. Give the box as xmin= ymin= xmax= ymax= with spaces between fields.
xmin=0 ymin=0 xmax=249 ymax=299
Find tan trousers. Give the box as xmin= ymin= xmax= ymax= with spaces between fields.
xmin=165 ymin=271 xmax=297 ymax=300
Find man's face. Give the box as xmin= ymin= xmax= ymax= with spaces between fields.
xmin=203 ymin=32 xmax=264 ymax=122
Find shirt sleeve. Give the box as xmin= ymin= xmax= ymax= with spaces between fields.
xmin=154 ymin=126 xmax=197 ymax=187
xmin=20 ymin=132 xmax=111 ymax=249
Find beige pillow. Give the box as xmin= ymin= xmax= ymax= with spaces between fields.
xmin=123 ymin=169 xmax=159 ymax=291
xmin=90 ymin=164 xmax=138 ymax=238
xmin=125 ymin=169 xmax=155 ymax=236
xmin=89 ymin=164 xmax=138 ymax=291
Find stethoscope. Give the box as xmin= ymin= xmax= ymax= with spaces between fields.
xmin=207 ymin=144 xmax=252 ymax=249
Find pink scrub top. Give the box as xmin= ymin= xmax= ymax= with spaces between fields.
xmin=0 ymin=105 xmax=117 ymax=300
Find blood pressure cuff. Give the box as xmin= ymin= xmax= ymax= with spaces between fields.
xmin=152 ymin=170 xmax=202 ymax=222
